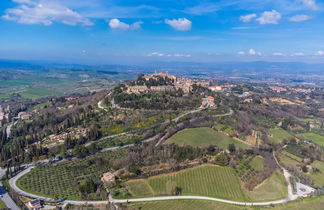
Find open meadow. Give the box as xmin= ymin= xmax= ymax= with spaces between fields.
xmin=166 ymin=127 xmax=250 ymax=149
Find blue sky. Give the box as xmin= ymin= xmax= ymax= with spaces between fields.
xmin=1 ymin=0 xmax=324 ymax=64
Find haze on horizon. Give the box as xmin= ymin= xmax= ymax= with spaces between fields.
xmin=1 ymin=0 xmax=324 ymax=65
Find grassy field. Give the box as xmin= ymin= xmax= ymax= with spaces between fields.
xmin=272 ymin=195 xmax=324 ymax=210
xmin=244 ymin=171 xmax=287 ymax=202
xmin=310 ymin=161 xmax=324 ymax=187
xmin=278 ymin=154 xmax=301 ymax=168
xmin=0 ymin=199 xmax=6 ymax=209
xmin=17 ymin=150 xmax=124 ymax=200
xmin=268 ymin=128 xmax=294 ymax=144
xmin=167 ymin=127 xmax=250 ymax=149
xmin=124 ymin=200 xmax=247 ymax=210
xmin=125 ymin=164 xmax=247 ymax=201
xmin=249 ymin=156 xmax=265 ymax=171
xmin=19 ymin=88 xmax=58 ymax=99
xmin=282 ymin=150 xmax=303 ymax=162
xmin=125 ymin=195 xmax=324 ymax=210
xmin=297 ymin=132 xmax=324 ymax=146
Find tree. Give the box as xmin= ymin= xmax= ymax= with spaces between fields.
xmin=228 ymin=143 xmax=236 ymax=153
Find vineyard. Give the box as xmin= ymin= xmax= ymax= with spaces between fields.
xmin=125 ymin=164 xmax=247 ymax=201
xmin=17 ymin=150 xmax=124 ymax=200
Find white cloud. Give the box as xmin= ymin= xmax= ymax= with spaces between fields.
xmin=256 ymin=10 xmax=281 ymax=24
xmin=148 ymin=52 xmax=164 ymax=57
xmin=148 ymin=52 xmax=191 ymax=57
xmin=315 ymin=51 xmax=324 ymax=56
xmin=289 ymin=14 xmax=311 ymax=22
xmin=108 ymin=18 xmax=143 ymax=30
xmin=248 ymin=48 xmax=257 ymax=55
xmin=173 ymin=53 xmax=191 ymax=57
xmin=273 ymin=52 xmax=286 ymax=56
xmin=240 ymin=14 xmax=257 ymax=22
xmin=238 ymin=49 xmax=262 ymax=56
xmin=291 ymin=52 xmax=305 ymax=56
xmin=165 ymin=18 xmax=192 ymax=31
xmin=3 ymin=0 xmax=93 ymax=26
xmin=301 ymin=0 xmax=318 ymax=10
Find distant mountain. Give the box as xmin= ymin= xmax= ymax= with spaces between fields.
xmin=1 ymin=59 xmax=323 ymax=74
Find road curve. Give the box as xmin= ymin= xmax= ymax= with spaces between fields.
xmin=10 ymin=155 xmax=298 ymax=207
xmin=0 ymin=169 xmax=20 ymax=210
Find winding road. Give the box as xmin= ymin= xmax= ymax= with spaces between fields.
xmin=0 ymin=169 xmax=20 ymax=210
xmin=9 ymin=152 xmax=301 ymax=207
xmin=6 ymin=95 xmax=301 ymax=208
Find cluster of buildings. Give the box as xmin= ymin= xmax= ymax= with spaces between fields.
xmin=200 ymin=96 xmax=216 ymax=108
xmin=126 ymin=72 xmax=216 ymax=94
xmin=269 ymin=86 xmax=313 ymax=94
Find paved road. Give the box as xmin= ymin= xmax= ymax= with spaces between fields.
xmin=9 ymin=152 xmax=300 ymax=207
xmin=0 ymin=169 xmax=20 ymax=210
xmin=10 ymin=166 xmax=296 ymax=207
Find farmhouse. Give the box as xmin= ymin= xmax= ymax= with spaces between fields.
xmin=101 ymin=172 xmax=116 ymax=184
xmin=27 ymin=200 xmax=42 ymax=210
xmin=18 ymin=112 xmax=32 ymax=120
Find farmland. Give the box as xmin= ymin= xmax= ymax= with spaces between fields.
xmin=297 ymin=132 xmax=324 ymax=146
xmin=244 ymin=170 xmax=287 ymax=202
xmin=166 ymin=127 xmax=250 ymax=149
xmin=16 ymin=150 xmax=124 ymax=200
xmin=310 ymin=161 xmax=324 ymax=187
xmin=124 ymin=200 xmax=247 ymax=210
xmin=268 ymin=128 xmax=294 ymax=144
xmin=19 ymin=88 xmax=58 ymax=99
xmin=278 ymin=154 xmax=301 ymax=168
xmin=125 ymin=195 xmax=324 ymax=210
xmin=249 ymin=156 xmax=265 ymax=171
xmin=125 ymin=164 xmax=247 ymax=201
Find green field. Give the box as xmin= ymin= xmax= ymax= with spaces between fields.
xmin=268 ymin=128 xmax=294 ymax=144
xmin=125 ymin=200 xmax=247 ymax=210
xmin=310 ymin=161 xmax=324 ymax=187
xmin=125 ymin=164 xmax=247 ymax=201
xmin=278 ymin=154 xmax=301 ymax=168
xmin=167 ymin=127 xmax=250 ymax=149
xmin=282 ymin=150 xmax=303 ymax=162
xmin=17 ymin=150 xmax=124 ymax=200
xmin=244 ymin=171 xmax=287 ymax=202
xmin=249 ymin=156 xmax=265 ymax=171
xmin=297 ymin=132 xmax=324 ymax=146
xmin=126 ymin=195 xmax=324 ymax=210
xmin=19 ymin=88 xmax=58 ymax=99
xmin=272 ymin=195 xmax=324 ymax=210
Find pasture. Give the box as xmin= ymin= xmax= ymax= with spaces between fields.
xmin=244 ymin=171 xmax=287 ymax=202
xmin=297 ymin=132 xmax=324 ymax=146
xmin=310 ymin=161 xmax=324 ymax=187
xmin=249 ymin=156 xmax=265 ymax=171
xmin=166 ymin=127 xmax=249 ymax=149
xmin=268 ymin=128 xmax=294 ymax=144
xmin=125 ymin=200 xmax=247 ymax=210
